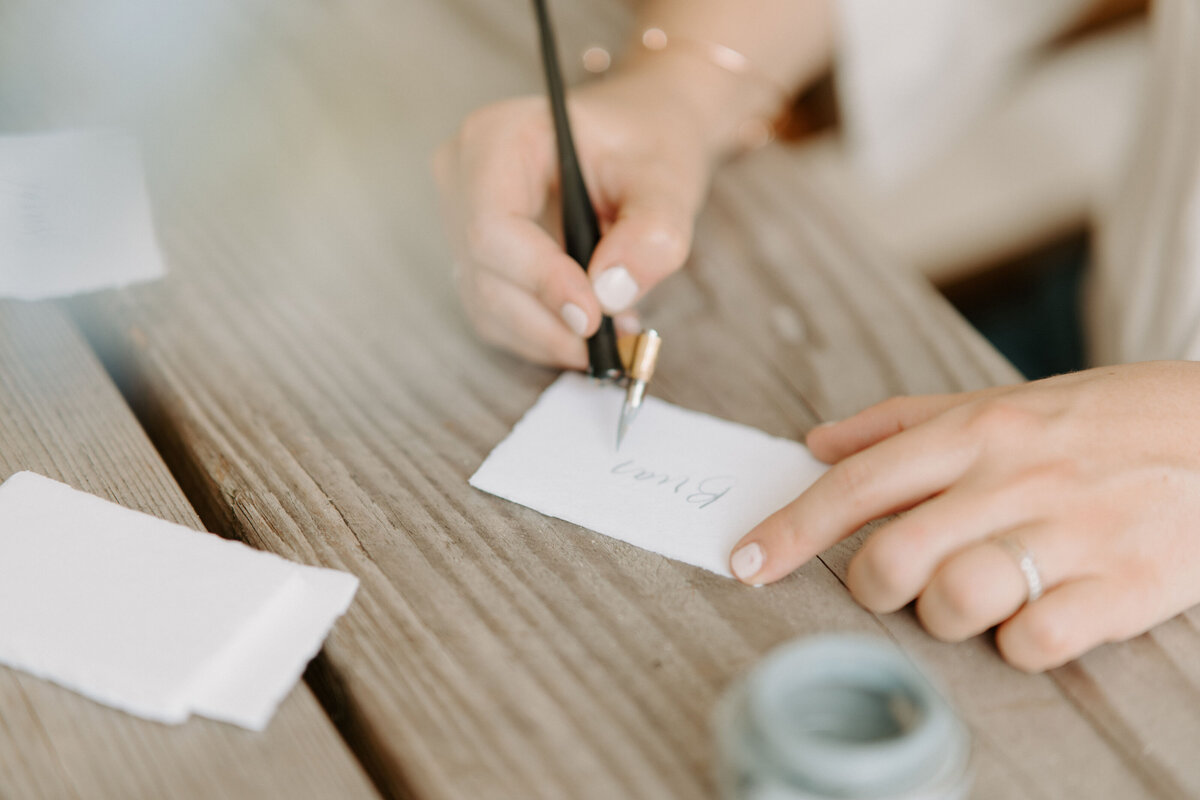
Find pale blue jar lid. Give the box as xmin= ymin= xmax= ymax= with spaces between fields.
xmin=714 ymin=635 xmax=972 ymax=800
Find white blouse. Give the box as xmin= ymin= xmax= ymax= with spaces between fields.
xmin=835 ymin=0 xmax=1200 ymax=365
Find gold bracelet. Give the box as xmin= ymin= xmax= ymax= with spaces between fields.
xmin=580 ymin=28 xmax=790 ymax=151
xmin=640 ymin=28 xmax=788 ymax=102
xmin=639 ymin=27 xmax=788 ymax=150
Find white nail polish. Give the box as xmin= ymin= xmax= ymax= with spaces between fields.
xmin=731 ymin=542 xmax=763 ymax=582
xmin=592 ymin=265 xmax=639 ymax=314
xmin=560 ymin=302 xmax=589 ymax=336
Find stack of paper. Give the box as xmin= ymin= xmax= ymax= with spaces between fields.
xmin=0 ymin=471 xmax=358 ymax=730
xmin=0 ymin=130 xmax=165 ymax=299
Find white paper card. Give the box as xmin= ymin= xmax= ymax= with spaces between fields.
xmin=0 ymin=471 xmax=358 ymax=730
xmin=470 ymin=373 xmax=829 ymax=577
xmin=0 ymin=130 xmax=165 ymax=299
xmin=188 ymin=567 xmax=361 ymax=730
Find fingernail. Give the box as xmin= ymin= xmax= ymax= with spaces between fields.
xmin=731 ymin=542 xmax=764 ymax=582
xmin=560 ymin=302 xmax=589 ymax=336
xmin=813 ymin=421 xmax=837 ymax=431
xmin=592 ymin=265 xmax=639 ymax=314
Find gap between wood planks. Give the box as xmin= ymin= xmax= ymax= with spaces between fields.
xmin=64 ymin=300 xmax=414 ymax=800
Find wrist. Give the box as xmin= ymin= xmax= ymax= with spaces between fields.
xmin=606 ymin=33 xmax=790 ymax=160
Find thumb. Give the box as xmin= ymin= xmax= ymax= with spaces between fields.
xmin=587 ymin=168 xmax=702 ymax=315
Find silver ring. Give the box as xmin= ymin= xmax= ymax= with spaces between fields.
xmin=997 ymin=537 xmax=1044 ymax=602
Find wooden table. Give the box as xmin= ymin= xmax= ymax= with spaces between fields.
xmin=0 ymin=302 xmax=378 ymax=799
xmin=2 ymin=1 xmax=1199 ymax=798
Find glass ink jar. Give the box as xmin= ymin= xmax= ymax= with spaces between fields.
xmin=713 ymin=635 xmax=972 ymax=800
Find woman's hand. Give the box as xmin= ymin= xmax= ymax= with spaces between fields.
xmin=730 ymin=362 xmax=1200 ymax=671
xmin=433 ymin=68 xmax=718 ymax=368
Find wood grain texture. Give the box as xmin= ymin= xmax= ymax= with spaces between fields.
xmin=4 ymin=0 xmax=1196 ymax=797
xmin=0 ymin=301 xmax=379 ymax=800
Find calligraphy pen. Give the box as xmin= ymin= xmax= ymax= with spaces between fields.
xmin=531 ymin=0 xmax=661 ymax=449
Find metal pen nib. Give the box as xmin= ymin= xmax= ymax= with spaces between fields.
xmin=617 ymin=380 xmax=644 ymax=450
xmin=616 ymin=329 xmax=662 ymax=450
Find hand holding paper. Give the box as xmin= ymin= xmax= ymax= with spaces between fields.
xmin=470 ymin=373 xmax=828 ymax=577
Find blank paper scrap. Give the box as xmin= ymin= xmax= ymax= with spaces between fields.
xmin=470 ymin=372 xmax=829 ymax=577
xmin=0 ymin=130 xmax=165 ymax=299
xmin=0 ymin=471 xmax=358 ymax=730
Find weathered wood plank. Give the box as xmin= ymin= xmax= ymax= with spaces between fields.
xmin=5 ymin=0 xmax=1196 ymax=796
xmin=0 ymin=301 xmax=379 ymax=800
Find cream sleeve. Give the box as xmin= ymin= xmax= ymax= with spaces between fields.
xmin=1087 ymin=0 xmax=1200 ymax=365
xmin=834 ymin=0 xmax=1099 ymax=186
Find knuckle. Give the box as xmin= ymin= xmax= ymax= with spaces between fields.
xmin=771 ymin=513 xmax=812 ymax=560
xmin=966 ymin=400 xmax=1039 ymax=442
xmin=1107 ymin=550 xmax=1156 ymax=589
xmin=892 ymin=512 xmax=938 ymax=551
xmin=644 ymin=221 xmax=691 ymax=271
xmin=915 ymin=596 xmax=960 ymax=642
xmin=875 ymin=395 xmax=911 ymax=418
xmin=463 ymin=217 xmax=499 ymax=261
xmin=860 ymin=396 xmax=912 ymax=439
xmin=1000 ymin=460 xmax=1081 ymax=509
xmin=851 ymin=532 xmax=915 ymax=609
xmin=1018 ymin=609 xmax=1075 ymax=668
xmin=759 ymin=505 xmax=823 ymax=573
xmin=829 ymin=457 xmax=877 ymax=509
xmin=1019 ymin=459 xmax=1079 ymax=489
xmin=935 ymin=560 xmax=991 ymax=622
xmin=1047 ymin=457 xmax=1081 ymax=482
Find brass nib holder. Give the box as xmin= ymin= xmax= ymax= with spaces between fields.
xmin=616 ymin=329 xmax=661 ymax=448
xmin=617 ymin=329 xmax=662 ymax=381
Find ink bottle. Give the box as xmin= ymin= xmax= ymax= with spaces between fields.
xmin=713 ymin=635 xmax=972 ymax=799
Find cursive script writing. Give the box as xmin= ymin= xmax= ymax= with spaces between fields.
xmin=0 ymin=181 xmax=53 ymax=240
xmin=610 ymin=460 xmax=734 ymax=510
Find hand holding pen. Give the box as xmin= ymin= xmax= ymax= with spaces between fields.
xmin=432 ymin=23 xmax=719 ymax=370
xmin=430 ymin=1 xmax=1200 ymax=674
xmin=433 ymin=0 xmax=829 ymax=368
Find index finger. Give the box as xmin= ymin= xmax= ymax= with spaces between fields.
xmin=587 ymin=161 xmax=704 ymax=313
xmin=729 ymin=408 xmax=980 ymax=584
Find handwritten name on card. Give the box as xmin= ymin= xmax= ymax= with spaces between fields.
xmin=0 ymin=181 xmax=54 ymax=242
xmin=470 ymin=373 xmax=828 ymax=577
xmin=609 ymin=459 xmax=734 ymax=510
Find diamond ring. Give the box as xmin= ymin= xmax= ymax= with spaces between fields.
xmin=997 ymin=537 xmax=1044 ymax=603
